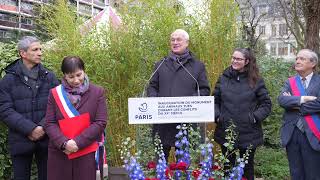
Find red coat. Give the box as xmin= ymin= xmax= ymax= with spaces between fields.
xmin=45 ymin=83 xmax=107 ymax=180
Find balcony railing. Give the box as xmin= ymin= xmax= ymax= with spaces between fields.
xmin=0 ymin=20 xmax=19 ymax=28
xmin=21 ymin=23 xmax=34 ymax=30
xmin=20 ymin=8 xmax=33 ymax=15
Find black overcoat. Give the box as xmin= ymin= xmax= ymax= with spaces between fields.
xmin=147 ymin=52 xmax=210 ymax=146
xmin=213 ymin=67 xmax=271 ymax=148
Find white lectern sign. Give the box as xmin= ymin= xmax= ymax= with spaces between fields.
xmin=128 ymin=96 xmax=215 ymax=124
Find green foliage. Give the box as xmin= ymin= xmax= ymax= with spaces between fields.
xmin=255 ymin=56 xmax=292 ymax=179
xmin=0 ymin=42 xmax=16 ymax=179
xmin=135 ymin=125 xmax=155 ymax=166
xmin=259 ymin=56 xmax=295 ymax=147
xmin=0 ymin=124 xmax=11 ymax=179
xmin=37 ymin=0 xmax=239 ymax=167
xmin=255 ymin=146 xmax=290 ymax=179
xmin=0 ymin=42 xmax=18 ymax=77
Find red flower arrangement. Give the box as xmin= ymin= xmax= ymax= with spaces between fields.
xmin=169 ymin=163 xmax=177 ymax=170
xmin=165 ymin=167 xmax=173 ymax=178
xmin=176 ymin=162 xmax=188 ymax=171
xmin=192 ymin=169 xmax=201 ymax=179
xmin=144 ymin=178 xmax=159 ymax=180
xmin=147 ymin=161 xmax=157 ymax=170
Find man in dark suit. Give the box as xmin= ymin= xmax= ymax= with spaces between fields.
xmin=278 ymin=49 xmax=320 ymax=180
xmin=0 ymin=36 xmax=59 ymax=180
xmin=147 ymin=29 xmax=210 ymax=160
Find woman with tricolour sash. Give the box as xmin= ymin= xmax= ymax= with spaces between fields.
xmin=45 ymin=56 xmax=107 ymax=180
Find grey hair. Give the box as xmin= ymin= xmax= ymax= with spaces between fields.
xmin=300 ymin=49 xmax=318 ymax=64
xmin=17 ymin=36 xmax=40 ymax=52
xmin=171 ymin=29 xmax=189 ymax=41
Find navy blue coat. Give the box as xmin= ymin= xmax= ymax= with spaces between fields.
xmin=147 ymin=53 xmax=210 ymax=146
xmin=0 ymin=59 xmax=59 ymax=155
xmin=278 ymin=73 xmax=320 ymax=150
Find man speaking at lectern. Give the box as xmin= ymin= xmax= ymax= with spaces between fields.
xmin=147 ymin=29 xmax=210 ymax=160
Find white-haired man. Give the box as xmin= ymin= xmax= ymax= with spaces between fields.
xmin=279 ymin=49 xmax=320 ymax=180
xmin=147 ymin=29 xmax=210 ymax=160
xmin=0 ymin=36 xmax=59 ymax=180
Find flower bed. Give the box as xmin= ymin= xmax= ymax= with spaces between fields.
xmin=119 ymin=124 xmax=249 ymax=180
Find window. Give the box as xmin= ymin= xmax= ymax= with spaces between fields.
xmin=20 ymin=1 xmax=33 ymax=14
xmin=1 ymin=0 xmax=17 ymax=6
xmin=0 ymin=13 xmax=18 ymax=23
xmin=278 ymin=43 xmax=288 ymax=56
xmin=290 ymin=43 xmax=297 ymax=55
xmin=258 ymin=5 xmax=268 ymax=16
xmin=259 ymin=25 xmax=265 ymax=36
xmin=271 ymin=24 xmax=277 ymax=36
xmin=270 ymin=43 xmax=277 ymax=56
xmin=21 ymin=17 xmax=33 ymax=25
xmin=0 ymin=29 xmax=15 ymax=39
xmin=279 ymin=24 xmax=287 ymax=36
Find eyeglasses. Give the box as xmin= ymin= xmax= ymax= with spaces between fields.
xmin=170 ymin=38 xmax=185 ymax=43
xmin=232 ymin=56 xmax=246 ymax=62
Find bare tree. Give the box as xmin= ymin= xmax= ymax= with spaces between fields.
xmin=236 ymin=0 xmax=268 ymax=51
xmin=278 ymin=0 xmax=320 ymax=54
xmin=303 ymin=0 xmax=320 ymax=53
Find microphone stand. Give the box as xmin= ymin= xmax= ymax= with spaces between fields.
xmin=141 ymin=58 xmax=166 ymax=97
xmin=177 ymin=58 xmax=207 ymax=144
xmin=177 ymin=58 xmax=200 ymax=96
xmin=137 ymin=58 xmax=166 ymax=155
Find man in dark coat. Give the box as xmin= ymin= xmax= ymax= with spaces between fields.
xmin=147 ymin=29 xmax=210 ymax=160
xmin=278 ymin=49 xmax=320 ymax=180
xmin=0 ymin=36 xmax=59 ymax=180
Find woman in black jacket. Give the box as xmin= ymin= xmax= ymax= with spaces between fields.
xmin=213 ymin=48 xmax=271 ymax=180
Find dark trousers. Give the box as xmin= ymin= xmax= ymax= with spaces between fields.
xmin=286 ymin=127 xmax=320 ymax=180
xmin=221 ymin=146 xmax=256 ymax=180
xmin=11 ymin=144 xmax=47 ymax=180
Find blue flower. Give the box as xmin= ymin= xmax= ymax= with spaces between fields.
xmin=175 ymin=141 xmax=182 ymax=148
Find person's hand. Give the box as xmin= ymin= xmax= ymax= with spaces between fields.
xmin=302 ymin=96 xmax=317 ymax=102
xmin=65 ymin=139 xmax=79 ymax=153
xmin=63 ymin=149 xmax=72 ymax=155
xmin=283 ymin=92 xmax=291 ymax=96
xmin=28 ymin=126 xmax=45 ymax=141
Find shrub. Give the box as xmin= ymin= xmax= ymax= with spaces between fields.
xmin=0 ymin=42 xmax=17 ymax=179
xmin=258 ymin=56 xmax=294 ymax=147
xmin=38 ymin=0 xmax=239 ymax=166
xmin=255 ymin=146 xmax=290 ymax=180
xmin=255 ymin=56 xmax=293 ymax=179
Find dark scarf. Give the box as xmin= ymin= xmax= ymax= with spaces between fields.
xmin=61 ymin=74 xmax=90 ymax=107
xmin=18 ymin=60 xmax=39 ymax=94
xmin=169 ymin=49 xmax=192 ymax=63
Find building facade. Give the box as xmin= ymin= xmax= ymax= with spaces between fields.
xmin=238 ymin=0 xmax=298 ymax=60
xmin=0 ymin=0 xmax=108 ymax=41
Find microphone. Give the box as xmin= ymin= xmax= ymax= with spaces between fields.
xmin=177 ymin=58 xmax=200 ymax=96
xmin=142 ymin=57 xmax=166 ymax=97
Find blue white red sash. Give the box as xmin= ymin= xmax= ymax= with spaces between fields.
xmin=289 ymin=76 xmax=320 ymax=140
xmin=52 ymin=85 xmax=106 ymax=169
xmin=52 ymin=85 xmax=79 ymax=119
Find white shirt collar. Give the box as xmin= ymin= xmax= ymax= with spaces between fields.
xmin=300 ymin=72 xmax=313 ymax=88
